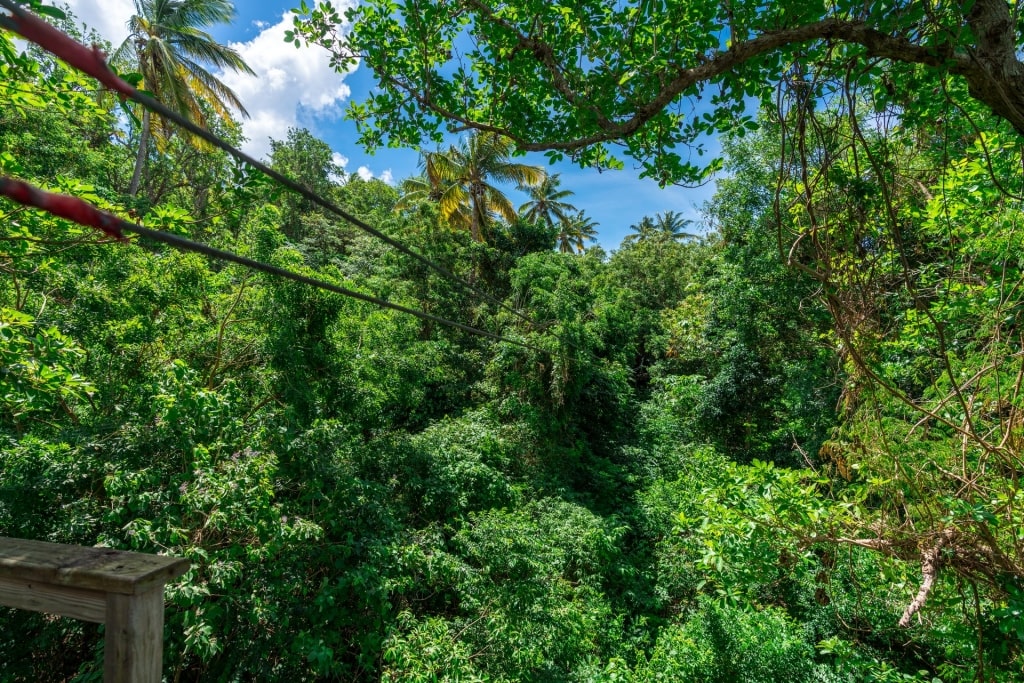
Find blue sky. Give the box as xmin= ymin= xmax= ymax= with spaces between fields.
xmin=59 ymin=0 xmax=721 ymax=250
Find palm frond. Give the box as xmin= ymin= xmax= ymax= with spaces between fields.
xmin=438 ymin=183 xmax=470 ymax=224
xmin=170 ymin=28 xmax=255 ymax=74
xmin=485 ymin=186 xmax=517 ymax=223
xmin=177 ymin=56 xmax=250 ymax=116
xmin=125 ymin=0 xmax=253 ymax=126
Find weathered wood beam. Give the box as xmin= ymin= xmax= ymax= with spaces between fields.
xmin=0 ymin=536 xmax=189 ymax=683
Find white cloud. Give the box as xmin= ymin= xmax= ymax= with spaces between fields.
xmin=59 ymin=0 xmax=134 ymax=46
xmin=328 ymin=152 xmax=350 ymax=183
xmin=352 ymin=166 xmax=395 ymax=185
xmin=218 ymin=10 xmax=357 ymax=159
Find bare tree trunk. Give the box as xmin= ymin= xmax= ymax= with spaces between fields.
xmin=469 ymin=193 xmax=484 ymax=242
xmin=129 ymin=109 xmax=151 ymax=197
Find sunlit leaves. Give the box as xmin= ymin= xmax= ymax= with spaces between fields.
xmin=0 ymin=307 xmax=94 ymax=422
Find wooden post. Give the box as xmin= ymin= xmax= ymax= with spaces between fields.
xmin=0 ymin=536 xmax=189 ymax=683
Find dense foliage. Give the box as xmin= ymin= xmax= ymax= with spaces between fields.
xmin=291 ymin=0 xmax=1024 ymax=185
xmin=3 ymin=3 xmax=1024 ymax=681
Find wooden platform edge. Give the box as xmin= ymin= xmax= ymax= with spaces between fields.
xmin=0 ymin=574 xmax=106 ymax=622
xmin=0 ymin=536 xmax=190 ymax=595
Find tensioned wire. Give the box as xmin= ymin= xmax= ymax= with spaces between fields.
xmin=0 ymin=1 xmax=561 ymax=353
xmin=0 ymin=176 xmax=551 ymax=353
xmin=0 ymin=0 xmax=539 ymax=329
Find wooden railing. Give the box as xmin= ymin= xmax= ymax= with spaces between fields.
xmin=0 ymin=536 xmax=189 ymax=682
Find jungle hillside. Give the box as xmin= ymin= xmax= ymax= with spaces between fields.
xmin=3 ymin=0 xmax=1024 ymax=680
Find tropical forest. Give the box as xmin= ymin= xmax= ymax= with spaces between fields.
xmin=3 ymin=0 xmax=1024 ymax=680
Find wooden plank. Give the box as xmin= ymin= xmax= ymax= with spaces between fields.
xmin=104 ymin=588 xmax=164 ymax=683
xmin=0 ymin=574 xmax=105 ymax=622
xmin=0 ymin=537 xmax=189 ymax=595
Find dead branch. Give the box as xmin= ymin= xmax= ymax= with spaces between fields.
xmin=899 ymin=528 xmax=958 ymax=627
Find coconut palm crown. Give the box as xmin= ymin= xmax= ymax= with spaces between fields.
xmin=404 ymin=132 xmax=546 ymax=242
xmin=560 ymin=211 xmax=599 ymax=254
xmin=114 ymin=0 xmax=256 ymax=195
xmin=624 ymin=211 xmax=697 ymax=245
xmin=654 ymin=210 xmax=698 ymax=241
xmin=519 ymin=173 xmax=577 ymax=229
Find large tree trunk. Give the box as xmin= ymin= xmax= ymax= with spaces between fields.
xmin=960 ymin=0 xmax=1024 ymax=136
xmin=128 ymin=109 xmax=151 ymax=197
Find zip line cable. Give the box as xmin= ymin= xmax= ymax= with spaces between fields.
xmin=0 ymin=177 xmax=550 ymax=353
xmin=0 ymin=0 xmax=538 ymax=329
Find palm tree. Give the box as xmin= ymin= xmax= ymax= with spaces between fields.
xmin=623 ymin=211 xmax=697 ymax=245
xmin=113 ymin=0 xmax=255 ymax=195
xmin=416 ymin=132 xmax=546 ymax=242
xmin=558 ymin=211 xmax=599 ymax=254
xmin=519 ymin=173 xmax=576 ymax=228
xmin=622 ymin=216 xmax=658 ymax=245
xmin=395 ymin=172 xmax=474 ymax=229
xmin=654 ymin=210 xmax=698 ymax=241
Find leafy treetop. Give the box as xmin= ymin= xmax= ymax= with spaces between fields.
xmin=289 ymin=0 xmax=1024 ymax=185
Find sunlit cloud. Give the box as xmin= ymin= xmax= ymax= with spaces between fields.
xmin=353 ymin=166 xmax=394 ymax=185
xmin=219 ymin=9 xmax=357 ymax=159
xmin=59 ymin=0 xmax=133 ymax=45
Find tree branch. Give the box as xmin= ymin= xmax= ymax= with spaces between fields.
xmin=899 ymin=528 xmax=958 ymax=627
xmin=374 ymin=3 xmax=1024 ymax=152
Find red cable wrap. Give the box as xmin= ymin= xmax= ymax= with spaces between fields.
xmin=0 ymin=177 xmax=126 ymax=240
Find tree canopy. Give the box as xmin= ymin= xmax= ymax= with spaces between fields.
xmin=5 ymin=2 xmax=1024 ymax=680
xmin=519 ymin=172 xmax=576 ymax=229
xmin=291 ymin=0 xmax=1024 ymax=184
xmin=398 ymin=131 xmax=545 ymax=241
